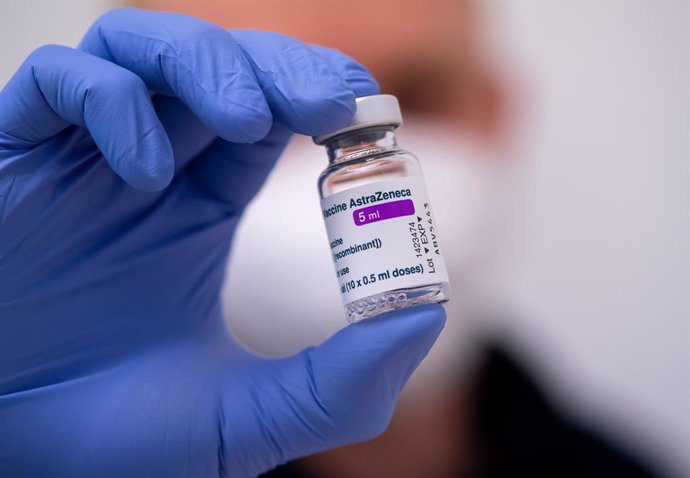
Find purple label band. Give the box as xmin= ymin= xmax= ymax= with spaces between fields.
xmin=353 ymin=199 xmax=415 ymax=226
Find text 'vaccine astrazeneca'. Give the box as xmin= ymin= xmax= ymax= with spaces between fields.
xmin=315 ymin=94 xmax=450 ymax=322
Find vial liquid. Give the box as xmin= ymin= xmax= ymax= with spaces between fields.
xmin=315 ymin=94 xmax=450 ymax=322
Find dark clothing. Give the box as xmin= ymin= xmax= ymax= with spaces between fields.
xmin=263 ymin=343 xmax=663 ymax=478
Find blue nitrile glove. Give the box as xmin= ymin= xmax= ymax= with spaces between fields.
xmin=0 ymin=8 xmax=445 ymax=477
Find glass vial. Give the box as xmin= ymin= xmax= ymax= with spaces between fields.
xmin=315 ymin=94 xmax=450 ymax=322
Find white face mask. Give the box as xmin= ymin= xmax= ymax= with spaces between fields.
xmin=223 ymin=118 xmax=510 ymax=395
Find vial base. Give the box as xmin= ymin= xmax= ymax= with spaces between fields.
xmin=345 ymin=282 xmax=450 ymax=323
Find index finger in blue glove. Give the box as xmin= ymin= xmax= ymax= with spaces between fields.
xmin=309 ymin=44 xmax=381 ymax=99
xmin=222 ymin=304 xmax=446 ymax=476
xmin=186 ymin=32 xmax=380 ymax=208
xmin=0 ymin=45 xmax=174 ymax=192
xmin=229 ymin=30 xmax=379 ymax=136
xmin=139 ymin=36 xmax=381 ymax=173
xmin=79 ymin=8 xmax=273 ymax=143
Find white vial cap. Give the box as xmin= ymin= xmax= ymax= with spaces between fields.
xmin=313 ymin=94 xmax=403 ymax=145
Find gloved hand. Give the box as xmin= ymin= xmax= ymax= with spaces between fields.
xmin=0 ymin=8 xmax=445 ymax=477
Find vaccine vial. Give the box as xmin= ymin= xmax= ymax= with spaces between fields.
xmin=315 ymin=94 xmax=450 ymax=322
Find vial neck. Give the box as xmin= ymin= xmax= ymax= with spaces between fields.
xmin=325 ymin=126 xmax=398 ymax=164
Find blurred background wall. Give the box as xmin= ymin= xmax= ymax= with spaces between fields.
xmin=0 ymin=0 xmax=119 ymax=84
xmin=1 ymin=0 xmax=687 ymax=476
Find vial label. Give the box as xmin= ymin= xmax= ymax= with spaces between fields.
xmin=321 ymin=176 xmax=449 ymax=304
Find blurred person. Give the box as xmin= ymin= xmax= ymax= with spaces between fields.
xmin=141 ymin=1 xmax=678 ymax=477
